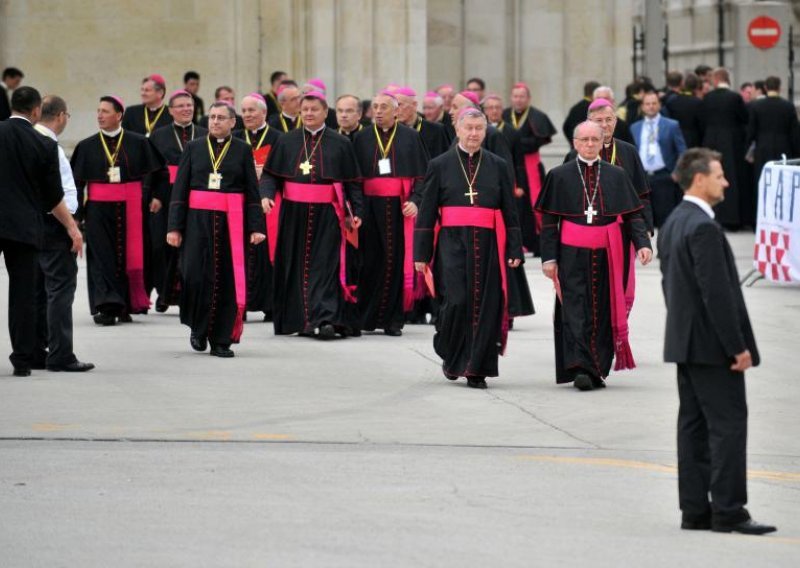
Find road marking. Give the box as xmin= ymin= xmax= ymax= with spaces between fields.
xmin=517 ymin=455 xmax=800 ymax=483
xmin=252 ymin=433 xmax=293 ymax=440
xmin=31 ymin=423 xmax=75 ymax=432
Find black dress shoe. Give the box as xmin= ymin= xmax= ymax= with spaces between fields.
xmin=318 ymin=324 xmax=336 ymax=340
xmin=47 ymin=361 xmax=95 ymax=372
xmin=210 ymin=343 xmax=234 ymax=358
xmin=384 ymin=328 xmax=402 ymax=337
xmin=467 ymin=377 xmax=488 ymax=389
xmin=348 ymin=328 xmax=362 ymax=337
xmin=442 ymin=365 xmax=458 ymax=381
xmin=155 ymin=299 xmax=169 ymax=313
xmin=573 ymin=373 xmax=595 ymax=391
xmin=93 ymin=312 xmax=116 ymax=326
xmin=190 ymin=334 xmax=208 ymax=352
xmin=592 ymin=376 xmax=607 ymax=389
xmin=262 ymin=311 xmax=273 ymax=322
xmin=118 ymin=313 xmax=133 ymax=323
xmin=13 ymin=367 xmax=31 ymax=377
xmin=712 ymin=518 xmax=777 ymax=535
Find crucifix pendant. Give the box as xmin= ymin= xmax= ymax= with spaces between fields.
xmin=464 ymin=186 xmax=478 ymax=205
xmin=299 ymin=160 xmax=313 ymax=175
xmin=584 ymin=204 xmax=598 ymax=224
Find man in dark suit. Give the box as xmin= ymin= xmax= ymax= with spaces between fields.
xmin=747 ymin=76 xmax=800 ymax=187
xmin=700 ymin=68 xmax=749 ymax=229
xmin=658 ymin=148 xmax=776 ymax=535
xmin=0 ymin=67 xmax=24 ymax=121
xmin=0 ymin=86 xmax=83 ymax=376
xmin=562 ymin=80 xmax=599 ymax=147
xmin=631 ymin=91 xmax=687 ymax=226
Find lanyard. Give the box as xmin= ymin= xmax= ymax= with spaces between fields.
xmin=279 ymin=114 xmax=302 ymax=133
xmin=246 ymin=125 xmax=269 ymax=150
xmin=99 ymin=129 xmax=125 ymax=167
xmin=172 ymin=124 xmax=195 ymax=152
xmin=144 ymin=105 xmax=166 ymax=134
xmin=511 ymin=108 xmax=529 ymax=130
xmin=374 ymin=122 xmax=398 ymax=159
xmin=206 ymin=136 xmax=232 ymax=173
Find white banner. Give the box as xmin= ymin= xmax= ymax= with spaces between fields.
xmin=754 ymin=162 xmax=800 ymax=284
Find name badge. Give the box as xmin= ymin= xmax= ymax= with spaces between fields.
xmin=208 ymin=173 xmax=222 ymax=190
xmin=108 ymin=167 xmax=121 ymax=183
xmin=378 ymin=158 xmax=392 ymax=175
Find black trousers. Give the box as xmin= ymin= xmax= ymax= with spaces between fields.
xmin=676 ymin=363 xmax=750 ymax=524
xmin=0 ymin=238 xmax=38 ymax=370
xmin=35 ymin=247 xmax=78 ymax=366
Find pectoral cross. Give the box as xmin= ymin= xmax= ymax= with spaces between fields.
xmin=299 ymin=160 xmax=313 ymax=175
xmin=464 ymin=186 xmax=478 ymax=205
xmin=584 ymin=204 xmax=598 ymax=224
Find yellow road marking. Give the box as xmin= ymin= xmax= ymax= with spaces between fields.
xmin=518 ymin=455 xmax=800 ymax=483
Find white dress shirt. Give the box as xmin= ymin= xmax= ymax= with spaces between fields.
xmin=34 ymin=123 xmax=78 ymax=214
xmin=638 ymin=115 xmax=666 ymax=173
xmin=683 ymin=195 xmax=715 ymax=219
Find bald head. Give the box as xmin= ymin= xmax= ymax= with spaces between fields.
xmin=573 ymin=121 xmax=604 ymax=161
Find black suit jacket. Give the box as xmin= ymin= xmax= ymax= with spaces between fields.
xmin=663 ymin=93 xmax=703 ymax=148
xmin=0 ymin=118 xmax=64 ymax=248
xmin=657 ymin=200 xmax=759 ymax=366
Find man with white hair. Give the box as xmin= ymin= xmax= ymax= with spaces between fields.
xmin=422 ymin=91 xmax=448 ymax=131
xmin=414 ymin=107 xmax=523 ymax=389
xmin=235 ymin=92 xmax=281 ymax=320
xmin=395 ymin=87 xmax=450 ymax=158
xmin=352 ymin=91 xmax=428 ymax=336
xmin=536 ymin=121 xmax=652 ymax=391
xmin=268 ymin=82 xmax=302 ymax=133
xmin=592 ymin=85 xmax=634 ymax=144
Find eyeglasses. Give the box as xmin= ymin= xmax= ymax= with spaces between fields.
xmin=208 ymin=115 xmax=231 ymax=122
xmin=574 ymin=137 xmax=602 ymax=143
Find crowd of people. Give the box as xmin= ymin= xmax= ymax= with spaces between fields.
xmin=0 ymin=62 xmax=792 ymax=535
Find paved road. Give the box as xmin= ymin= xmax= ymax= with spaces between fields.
xmin=1 ymin=232 xmax=798 ymax=567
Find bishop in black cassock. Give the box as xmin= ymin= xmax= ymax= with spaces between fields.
xmin=260 ymin=92 xmax=363 ymax=339
xmin=167 ymin=102 xmax=265 ymax=357
xmin=414 ymin=108 xmax=522 ymax=389
xmin=353 ymin=94 xmax=429 ymax=335
xmin=71 ymin=96 xmax=163 ymax=325
xmin=537 ymin=121 xmax=651 ymax=391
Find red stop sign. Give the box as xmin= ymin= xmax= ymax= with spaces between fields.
xmin=748 ymin=16 xmax=781 ymax=50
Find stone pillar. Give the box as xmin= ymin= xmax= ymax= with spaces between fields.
xmin=643 ymin=0 xmax=665 ymax=83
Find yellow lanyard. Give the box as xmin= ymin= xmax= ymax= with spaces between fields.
xmin=511 ymin=107 xmax=529 ymax=130
xmin=144 ymin=105 xmax=166 ymax=134
xmin=497 ymin=120 xmax=505 ymax=132
xmin=604 ymin=141 xmax=617 ymax=165
xmin=279 ymin=114 xmax=302 ymax=133
xmin=245 ymin=126 xmax=269 ymax=150
xmin=414 ymin=118 xmax=423 ymax=132
xmin=206 ymin=136 xmax=232 ymax=173
xmin=99 ymin=130 xmax=125 ymax=167
xmin=374 ymin=122 xmax=398 ymax=159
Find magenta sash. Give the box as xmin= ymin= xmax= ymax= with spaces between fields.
xmin=87 ymin=182 xmax=150 ymax=312
xmin=283 ymin=182 xmax=357 ymax=303
xmin=167 ymin=165 xmax=179 ymax=184
xmin=439 ymin=206 xmax=509 ymax=354
xmin=188 ymin=190 xmax=247 ymax=342
xmin=524 ymin=152 xmax=543 ymax=232
xmin=363 ymin=177 xmax=416 ymax=311
xmin=560 ymin=219 xmax=636 ymax=370
xmin=266 ymin=192 xmax=282 ymax=264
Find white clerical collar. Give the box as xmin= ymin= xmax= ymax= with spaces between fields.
xmin=457 ymin=143 xmax=480 ymax=157
xmin=9 ymin=114 xmax=32 ymax=124
xmin=34 ymin=123 xmax=57 ymax=140
xmin=101 ymin=127 xmax=122 ymax=137
xmin=683 ymin=195 xmax=715 ymax=219
xmin=253 ymin=122 xmax=267 ymax=132
xmin=716 ymin=83 xmax=730 ymax=90
xmin=282 ymin=112 xmax=297 ymax=120
xmin=305 ymin=124 xmax=326 ymax=136
xmin=147 ymin=104 xmax=163 ymax=112
xmin=577 ymin=155 xmax=599 ymax=166
xmin=174 ymin=121 xmax=193 ymax=128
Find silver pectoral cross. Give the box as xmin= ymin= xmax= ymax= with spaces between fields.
xmin=584 ymin=204 xmax=598 ymax=224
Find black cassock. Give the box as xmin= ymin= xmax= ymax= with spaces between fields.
xmin=168 ymin=135 xmax=264 ymax=344
xmin=536 ymin=159 xmax=650 ymax=382
xmin=149 ymin=122 xmax=207 ymax=307
xmin=353 ymin=123 xmax=429 ymax=332
xmin=260 ymin=127 xmax=363 ymax=335
xmin=663 ymin=93 xmax=704 ymax=148
xmin=121 ymin=104 xmax=172 ymax=137
xmin=412 ymin=116 xmax=451 ymax=159
xmin=233 ymin=124 xmax=281 ymax=315
xmin=71 ymin=130 xmax=163 ymax=316
xmin=414 ymin=147 xmax=522 ymax=378
xmin=268 ymin=113 xmax=302 ymax=134
xmin=562 ymin=98 xmax=591 ymax=147
xmin=489 ymin=122 xmax=535 ymax=318
xmin=747 ymin=95 xmax=800 ymax=189
xmin=700 ymin=88 xmax=749 ymax=227
xmin=338 ymin=124 xmax=365 ymax=142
